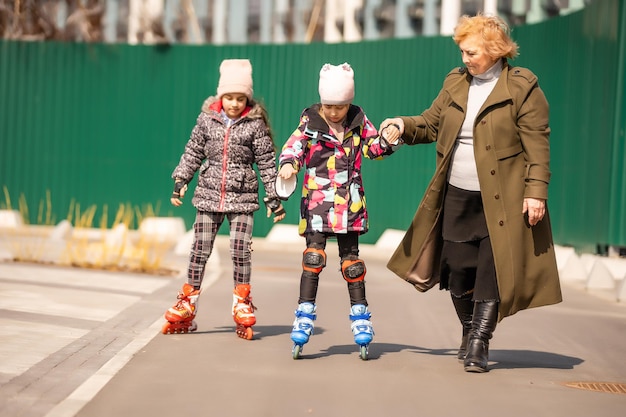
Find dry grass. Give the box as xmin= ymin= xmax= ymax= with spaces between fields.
xmin=1 ymin=187 xmax=176 ymax=276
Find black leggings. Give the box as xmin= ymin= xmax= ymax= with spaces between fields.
xmin=297 ymin=231 xmax=367 ymax=306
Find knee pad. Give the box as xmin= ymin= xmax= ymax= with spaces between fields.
xmin=302 ymin=248 xmax=326 ymax=274
xmin=341 ymin=259 xmax=366 ymax=283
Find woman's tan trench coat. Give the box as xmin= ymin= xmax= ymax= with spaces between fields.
xmin=387 ymin=61 xmax=562 ymax=321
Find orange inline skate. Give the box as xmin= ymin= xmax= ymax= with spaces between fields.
xmin=162 ymin=283 xmax=201 ymax=334
xmin=232 ymin=284 xmax=256 ymax=340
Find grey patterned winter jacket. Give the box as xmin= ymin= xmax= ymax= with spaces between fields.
xmin=172 ymin=96 xmax=279 ymax=213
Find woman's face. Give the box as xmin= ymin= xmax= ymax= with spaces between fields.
xmin=458 ymin=35 xmax=498 ymax=76
xmin=221 ymin=93 xmax=248 ymax=119
xmin=321 ymin=104 xmax=349 ymax=124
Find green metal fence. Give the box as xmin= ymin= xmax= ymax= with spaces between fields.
xmin=1 ymin=0 xmax=624 ymax=252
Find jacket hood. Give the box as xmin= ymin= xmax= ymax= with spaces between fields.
xmin=200 ymin=96 xmax=267 ymax=120
xmin=306 ymin=103 xmax=365 ymax=133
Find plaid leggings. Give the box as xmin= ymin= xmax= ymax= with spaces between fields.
xmin=187 ymin=211 xmax=254 ymax=289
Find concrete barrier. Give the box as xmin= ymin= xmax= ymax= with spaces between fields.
xmin=374 ymin=229 xmax=405 ymax=250
xmin=139 ymin=217 xmax=186 ymax=243
xmin=586 ymin=259 xmax=617 ymax=290
xmin=264 ymin=224 xmax=301 ymax=244
xmin=49 ymin=220 xmax=73 ymax=241
xmin=0 ymin=210 xmax=23 ymax=228
xmin=555 ymin=245 xmax=588 ymax=282
xmin=554 ymin=245 xmax=626 ymax=301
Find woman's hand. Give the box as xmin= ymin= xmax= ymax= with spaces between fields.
xmin=379 ymin=118 xmax=405 ymax=145
xmin=523 ymin=198 xmax=546 ymax=226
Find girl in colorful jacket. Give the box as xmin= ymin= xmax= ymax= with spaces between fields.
xmin=278 ymin=63 xmax=397 ymax=359
xmin=162 ymin=59 xmax=285 ymax=339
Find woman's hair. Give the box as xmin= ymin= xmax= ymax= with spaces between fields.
xmin=453 ymin=14 xmax=519 ymax=59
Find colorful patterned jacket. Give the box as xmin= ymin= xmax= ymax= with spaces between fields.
xmin=279 ymin=104 xmax=395 ymax=235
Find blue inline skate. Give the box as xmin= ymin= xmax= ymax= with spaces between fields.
xmin=350 ymin=304 xmax=374 ymax=360
xmin=291 ymin=302 xmax=316 ymax=359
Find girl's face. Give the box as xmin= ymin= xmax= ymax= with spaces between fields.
xmin=221 ymin=93 xmax=248 ymax=119
xmin=321 ymin=104 xmax=350 ymax=124
xmin=458 ymin=35 xmax=498 ymax=76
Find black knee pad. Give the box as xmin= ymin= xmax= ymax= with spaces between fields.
xmin=341 ymin=258 xmax=366 ymax=283
xmin=302 ymin=247 xmax=326 ymax=274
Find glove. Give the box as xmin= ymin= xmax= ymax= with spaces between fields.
xmin=264 ymin=197 xmax=286 ymax=223
xmin=378 ymin=134 xmax=391 ymax=149
xmin=171 ymin=179 xmax=188 ymax=202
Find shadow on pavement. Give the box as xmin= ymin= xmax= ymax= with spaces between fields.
xmin=309 ymin=342 xmax=438 ymax=360
xmin=182 ymin=325 xmax=320 ymax=338
xmin=251 ymin=324 xmax=323 ymax=338
xmin=293 ymin=344 xmax=586 ymax=367
xmin=489 ymin=349 xmax=584 ymax=370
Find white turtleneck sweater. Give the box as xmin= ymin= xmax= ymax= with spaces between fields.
xmin=448 ymin=59 xmax=503 ymax=191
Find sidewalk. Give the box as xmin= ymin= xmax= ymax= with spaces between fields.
xmin=1 ymin=228 xmax=625 ymax=417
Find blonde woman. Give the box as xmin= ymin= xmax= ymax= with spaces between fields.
xmin=381 ymin=14 xmax=562 ymax=372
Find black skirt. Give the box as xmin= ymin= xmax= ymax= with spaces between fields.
xmin=442 ymin=184 xmax=488 ymax=242
xmin=440 ymin=184 xmax=499 ymax=301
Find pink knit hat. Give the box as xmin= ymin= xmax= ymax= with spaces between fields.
xmin=216 ymin=59 xmax=253 ymax=99
xmin=318 ymin=63 xmax=355 ymax=105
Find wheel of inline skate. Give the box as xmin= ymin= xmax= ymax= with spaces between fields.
xmin=161 ymin=322 xmax=172 ymax=334
xmin=292 ymin=344 xmax=302 ymax=360
xmin=236 ymin=325 xmax=254 ymax=340
xmin=360 ymin=345 xmax=369 ymax=360
xmin=244 ymin=327 xmax=253 ymax=340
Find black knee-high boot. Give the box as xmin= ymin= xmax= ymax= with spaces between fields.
xmin=464 ymin=300 xmax=498 ymax=373
xmin=451 ymin=294 xmax=474 ymax=362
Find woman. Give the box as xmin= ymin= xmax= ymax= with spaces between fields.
xmin=380 ymin=14 xmax=562 ymax=372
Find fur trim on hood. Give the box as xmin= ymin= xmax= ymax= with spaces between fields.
xmin=200 ymin=96 xmax=273 ymax=141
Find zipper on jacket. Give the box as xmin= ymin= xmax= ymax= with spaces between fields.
xmin=219 ymin=125 xmax=230 ymax=211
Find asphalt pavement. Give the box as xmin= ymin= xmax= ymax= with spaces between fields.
xmin=1 ymin=236 xmax=625 ymax=417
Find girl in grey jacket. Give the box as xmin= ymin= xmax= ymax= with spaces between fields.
xmin=162 ymin=59 xmax=285 ymax=339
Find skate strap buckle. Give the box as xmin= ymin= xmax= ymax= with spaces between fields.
xmin=295 ymin=310 xmax=316 ymax=320
xmin=349 ymin=312 xmax=371 ymax=321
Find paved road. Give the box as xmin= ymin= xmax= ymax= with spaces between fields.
xmin=1 ymin=237 xmax=625 ymax=417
